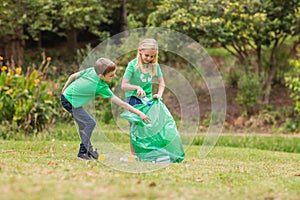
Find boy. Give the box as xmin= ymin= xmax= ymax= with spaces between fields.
xmin=61 ymin=58 xmax=149 ymax=160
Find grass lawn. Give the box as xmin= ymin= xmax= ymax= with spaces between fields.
xmin=1 ymin=139 xmax=299 ymax=200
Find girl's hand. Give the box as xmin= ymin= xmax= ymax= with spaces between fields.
xmin=136 ymin=87 xmax=146 ymax=97
xmin=153 ymin=94 xmax=162 ymax=98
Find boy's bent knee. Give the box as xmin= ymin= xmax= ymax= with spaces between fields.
xmin=87 ymin=119 xmax=96 ymax=128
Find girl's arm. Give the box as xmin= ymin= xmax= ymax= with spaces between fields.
xmin=153 ymin=77 xmax=165 ymax=98
xmin=61 ymin=72 xmax=81 ymax=93
xmin=110 ymin=95 xmax=149 ymax=121
xmin=121 ymin=77 xmax=146 ymax=97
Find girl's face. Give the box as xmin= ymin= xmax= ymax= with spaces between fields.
xmin=139 ymin=49 xmax=156 ymax=64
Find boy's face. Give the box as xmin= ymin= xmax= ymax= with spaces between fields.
xmin=139 ymin=49 xmax=156 ymax=64
xmin=99 ymin=69 xmax=117 ymax=81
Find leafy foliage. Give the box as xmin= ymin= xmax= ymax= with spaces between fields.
xmin=284 ymin=49 xmax=300 ymax=132
xmin=0 ymin=0 xmax=299 ymax=135
xmin=0 ymin=54 xmax=58 ymax=135
xmin=285 ymin=51 xmax=300 ymax=113
xmin=0 ymin=1 xmax=55 ymax=40
xmin=236 ymin=73 xmax=262 ymax=116
xmin=148 ymin=0 xmax=300 ymax=101
xmin=53 ymin=0 xmax=112 ymax=38
xmin=0 ymin=0 xmax=112 ymax=40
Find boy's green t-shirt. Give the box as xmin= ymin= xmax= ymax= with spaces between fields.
xmin=63 ymin=67 xmax=114 ymax=108
xmin=123 ymin=58 xmax=163 ymax=98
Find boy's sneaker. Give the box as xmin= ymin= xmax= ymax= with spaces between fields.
xmin=88 ymin=149 xmax=99 ymax=160
xmin=77 ymin=152 xmax=92 ymax=160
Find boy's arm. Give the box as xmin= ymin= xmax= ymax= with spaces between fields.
xmin=61 ymin=72 xmax=81 ymax=93
xmin=121 ymin=78 xmax=145 ymax=97
xmin=153 ymin=77 xmax=165 ymax=98
xmin=110 ymin=96 xmax=149 ymax=121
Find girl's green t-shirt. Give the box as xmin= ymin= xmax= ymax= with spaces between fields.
xmin=63 ymin=67 xmax=114 ymax=108
xmin=123 ymin=58 xmax=162 ymax=98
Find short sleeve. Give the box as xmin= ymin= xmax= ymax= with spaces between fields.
xmin=99 ymin=85 xmax=114 ymax=99
xmin=156 ymin=64 xmax=163 ymax=78
xmin=123 ymin=60 xmax=135 ymax=80
xmin=79 ymin=68 xmax=88 ymax=75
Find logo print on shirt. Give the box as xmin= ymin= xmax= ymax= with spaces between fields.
xmin=140 ymin=74 xmax=152 ymax=82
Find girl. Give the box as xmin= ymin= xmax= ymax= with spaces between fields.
xmin=121 ymin=38 xmax=165 ymax=105
xmin=121 ymin=38 xmax=165 ymax=154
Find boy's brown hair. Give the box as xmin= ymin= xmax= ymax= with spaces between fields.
xmin=94 ymin=58 xmax=116 ymax=76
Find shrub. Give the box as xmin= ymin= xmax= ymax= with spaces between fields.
xmin=0 ymin=53 xmax=58 ymax=135
xmin=284 ymin=49 xmax=300 ymax=133
xmin=285 ymin=53 xmax=300 ymax=113
xmin=236 ymin=72 xmax=262 ymax=116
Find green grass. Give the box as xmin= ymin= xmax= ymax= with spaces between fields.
xmin=4 ymin=122 xmax=299 ymax=154
xmin=193 ymin=135 xmax=300 ymax=153
xmin=45 ymin=123 xmax=300 ymax=153
xmin=1 ymin=123 xmax=300 ymax=199
xmin=1 ymin=139 xmax=300 ymax=200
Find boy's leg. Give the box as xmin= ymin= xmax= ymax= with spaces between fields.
xmin=60 ymin=95 xmax=92 ymax=160
xmin=77 ymin=145 xmax=92 ymax=160
xmin=72 ymin=107 xmax=97 ymax=159
xmin=60 ymin=94 xmax=73 ymax=113
xmin=126 ymin=96 xmax=143 ymax=155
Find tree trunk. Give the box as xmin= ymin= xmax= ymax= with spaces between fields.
xmin=256 ymin=45 xmax=262 ymax=74
xmin=66 ymin=27 xmax=77 ymax=57
xmin=262 ymin=43 xmax=279 ymax=104
xmin=1 ymin=29 xmax=25 ymax=67
xmin=38 ymin=31 xmax=42 ymax=49
xmin=120 ymin=0 xmax=128 ymax=35
xmin=262 ymin=66 xmax=276 ymax=104
xmin=290 ymin=38 xmax=300 ymax=58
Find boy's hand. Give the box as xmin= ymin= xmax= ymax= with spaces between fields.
xmin=139 ymin=113 xmax=150 ymax=123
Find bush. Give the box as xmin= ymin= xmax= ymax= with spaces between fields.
xmin=236 ymin=72 xmax=262 ymax=116
xmin=285 ymin=52 xmax=300 ymax=113
xmin=0 ymin=53 xmax=59 ymax=135
xmin=284 ymin=50 xmax=300 ymax=133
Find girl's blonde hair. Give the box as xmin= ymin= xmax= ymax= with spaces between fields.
xmin=136 ymin=38 xmax=158 ymax=76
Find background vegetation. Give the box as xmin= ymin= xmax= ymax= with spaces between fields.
xmin=0 ymin=0 xmax=300 ymax=135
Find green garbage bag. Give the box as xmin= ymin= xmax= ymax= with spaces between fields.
xmin=120 ymin=98 xmax=185 ymax=163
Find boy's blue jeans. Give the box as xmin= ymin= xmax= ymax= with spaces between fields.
xmin=60 ymin=94 xmax=96 ymax=153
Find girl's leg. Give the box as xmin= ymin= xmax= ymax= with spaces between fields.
xmin=126 ymin=96 xmax=143 ymax=155
xmin=127 ymin=96 xmax=143 ymax=106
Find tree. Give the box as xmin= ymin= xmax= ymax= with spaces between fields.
xmin=0 ymin=0 xmax=54 ymax=66
xmin=126 ymin=0 xmax=160 ymax=28
xmin=0 ymin=0 xmax=114 ymax=64
xmin=120 ymin=0 xmax=128 ymax=32
xmin=50 ymin=0 xmax=113 ymax=56
xmin=105 ymin=0 xmax=160 ymax=34
xmin=148 ymin=0 xmax=300 ymax=103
